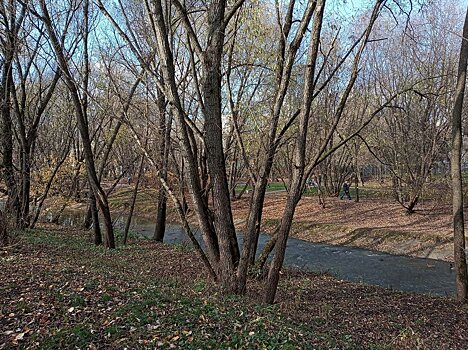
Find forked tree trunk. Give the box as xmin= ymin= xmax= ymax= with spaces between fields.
xmin=451 ymin=6 xmax=468 ymax=303
xmin=236 ymin=0 xmax=318 ymax=294
xmin=39 ymin=0 xmax=115 ymax=248
xmin=406 ymin=195 xmax=419 ymax=214
xmin=264 ymin=0 xmax=383 ymax=303
xmin=201 ymin=0 xmax=240 ymax=288
xmin=264 ymin=0 xmax=325 ymax=303
xmin=152 ymin=0 xmax=221 ymax=267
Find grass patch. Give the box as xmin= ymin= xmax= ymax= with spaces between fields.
xmin=38 ymin=324 xmax=95 ymax=349
xmin=235 ymin=182 xmax=287 ymax=193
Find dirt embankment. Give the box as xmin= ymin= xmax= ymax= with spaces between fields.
xmin=231 ymin=193 xmax=456 ymax=262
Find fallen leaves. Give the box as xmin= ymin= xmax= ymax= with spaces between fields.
xmin=232 ymin=194 xmax=455 ymax=261
xmin=1 ymin=227 xmax=467 ymax=350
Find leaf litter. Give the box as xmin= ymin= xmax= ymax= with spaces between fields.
xmin=0 ymin=226 xmax=467 ymax=349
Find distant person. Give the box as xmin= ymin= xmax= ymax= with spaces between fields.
xmin=306 ymin=177 xmax=317 ymax=191
xmin=340 ymin=181 xmax=351 ymax=200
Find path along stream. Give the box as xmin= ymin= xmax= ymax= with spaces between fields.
xmin=51 ymin=211 xmax=455 ymax=297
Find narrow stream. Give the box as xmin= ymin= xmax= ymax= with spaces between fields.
xmin=46 ymin=210 xmax=456 ymax=297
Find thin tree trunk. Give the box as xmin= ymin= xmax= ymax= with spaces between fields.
xmin=154 ymin=83 xmax=169 ymax=242
xmin=354 ymin=144 xmax=360 ymax=203
xmin=90 ymin=191 xmax=102 ymax=245
xmin=123 ymin=155 xmax=145 ymax=245
xmin=83 ymin=74 xmax=141 ymax=224
xmin=451 ymin=5 xmax=468 ymax=303
xmin=19 ymin=144 xmax=31 ymax=228
xmin=264 ymin=0 xmax=382 ymax=303
xmin=235 ymin=0 xmax=318 ymax=294
xmin=254 ymin=230 xmax=278 ymax=273
xmin=153 ymin=189 xmax=167 ymax=242
xmin=30 ymin=141 xmax=71 ymax=228
xmin=83 ymin=193 xmax=93 ymax=229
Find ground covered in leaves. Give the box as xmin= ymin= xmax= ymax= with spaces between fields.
xmin=1 ymin=227 xmax=467 ymax=349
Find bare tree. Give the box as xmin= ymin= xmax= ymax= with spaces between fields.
xmin=37 ymin=0 xmax=115 ymax=248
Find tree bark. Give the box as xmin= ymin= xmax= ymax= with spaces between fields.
xmin=154 ymin=83 xmax=170 ymax=242
xmin=1 ymin=34 xmax=19 ymax=233
xmin=202 ymin=0 xmax=240 ymax=287
xmin=451 ymin=5 xmax=468 ymax=303
xmin=89 ymin=191 xmax=102 ymax=245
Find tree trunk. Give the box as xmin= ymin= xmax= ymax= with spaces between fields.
xmin=201 ymin=0 xmax=240 ymax=289
xmin=264 ymin=0 xmax=325 ymax=303
xmin=254 ymin=230 xmax=278 ymax=273
xmin=19 ymin=144 xmax=31 ymax=229
xmin=123 ymin=155 xmax=145 ymax=245
xmin=83 ymin=193 xmax=94 ymax=229
xmin=1 ymin=54 xmax=18 ymax=233
xmin=354 ymin=144 xmax=360 ymax=203
xmin=154 ymin=190 xmax=167 ymax=242
xmin=406 ymin=195 xmax=419 ymax=214
xmin=152 ymin=0 xmax=221 ymax=266
xmin=90 ymin=191 xmax=102 ymax=245
xmin=40 ymin=0 xmax=115 ymax=248
xmin=235 ymin=0 xmax=318 ymax=294
xmin=451 ymin=5 xmax=468 ymax=303
xmin=264 ymin=186 xmax=302 ymax=303
xmin=154 ymin=83 xmax=169 ymax=242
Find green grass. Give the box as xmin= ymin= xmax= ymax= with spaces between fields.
xmin=37 ymin=324 xmax=94 ymax=349
xmin=300 ymin=184 xmax=393 ymax=199
xmin=234 ymin=182 xmax=287 ymax=193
